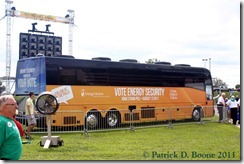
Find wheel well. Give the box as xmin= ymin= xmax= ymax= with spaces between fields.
xmin=194 ymin=106 xmax=204 ymax=113
xmin=87 ymin=109 xmax=101 ymax=117
xmin=106 ymin=108 xmax=121 ymax=117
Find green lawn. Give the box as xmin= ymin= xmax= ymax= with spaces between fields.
xmin=20 ymin=121 xmax=240 ymax=160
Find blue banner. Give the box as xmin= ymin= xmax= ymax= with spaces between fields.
xmin=15 ymin=57 xmax=46 ymax=95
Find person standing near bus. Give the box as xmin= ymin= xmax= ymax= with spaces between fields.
xmin=237 ymin=98 xmax=240 ymax=125
xmin=222 ymin=97 xmax=229 ymax=123
xmin=226 ymin=95 xmax=238 ymax=125
xmin=25 ymin=92 xmax=36 ymax=139
xmin=217 ymin=93 xmax=226 ymax=123
xmin=0 ymin=95 xmax=22 ymax=160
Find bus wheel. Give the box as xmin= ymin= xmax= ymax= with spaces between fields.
xmin=106 ymin=111 xmax=121 ymax=128
xmin=85 ymin=111 xmax=101 ymax=129
xmin=192 ymin=108 xmax=200 ymax=121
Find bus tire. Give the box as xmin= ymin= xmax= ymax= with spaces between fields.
xmin=192 ymin=107 xmax=201 ymax=121
xmin=105 ymin=110 xmax=121 ymax=128
xmin=85 ymin=111 xmax=101 ymax=129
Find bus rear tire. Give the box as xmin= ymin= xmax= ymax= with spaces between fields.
xmin=105 ymin=110 xmax=121 ymax=128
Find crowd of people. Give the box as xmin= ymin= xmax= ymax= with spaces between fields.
xmin=216 ymin=92 xmax=240 ymax=125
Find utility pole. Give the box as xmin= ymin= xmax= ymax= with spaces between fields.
xmin=202 ymin=58 xmax=208 ymax=68
xmin=209 ymin=58 xmax=211 ymax=72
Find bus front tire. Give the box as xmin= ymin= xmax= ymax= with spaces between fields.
xmin=85 ymin=111 xmax=101 ymax=129
xmin=192 ymin=108 xmax=201 ymax=121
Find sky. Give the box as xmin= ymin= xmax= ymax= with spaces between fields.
xmin=0 ymin=0 xmax=241 ymax=92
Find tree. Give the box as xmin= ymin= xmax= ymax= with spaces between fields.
xmin=145 ymin=58 xmax=159 ymax=64
xmin=212 ymin=77 xmax=228 ymax=88
xmin=235 ymin=84 xmax=240 ymax=89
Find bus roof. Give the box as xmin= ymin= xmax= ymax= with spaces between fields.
xmin=38 ymin=56 xmax=210 ymax=75
xmin=15 ymin=56 xmax=212 ymax=95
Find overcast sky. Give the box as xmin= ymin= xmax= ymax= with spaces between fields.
xmin=0 ymin=0 xmax=240 ymax=91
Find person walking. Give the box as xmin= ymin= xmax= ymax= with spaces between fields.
xmin=217 ymin=93 xmax=226 ymax=123
xmin=25 ymin=92 xmax=37 ymax=139
xmin=222 ymin=98 xmax=229 ymax=123
xmin=226 ymin=95 xmax=238 ymax=125
xmin=226 ymin=98 xmax=232 ymax=123
xmin=0 ymin=95 xmax=22 ymax=160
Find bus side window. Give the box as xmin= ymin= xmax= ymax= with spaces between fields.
xmin=77 ymin=69 xmax=87 ymax=85
xmin=60 ymin=68 xmax=76 ymax=85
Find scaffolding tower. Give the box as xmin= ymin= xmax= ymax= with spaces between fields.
xmin=4 ymin=0 xmax=74 ymax=93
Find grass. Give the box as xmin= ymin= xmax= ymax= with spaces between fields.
xmin=20 ymin=121 xmax=240 ymax=161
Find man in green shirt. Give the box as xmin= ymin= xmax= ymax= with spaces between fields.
xmin=0 ymin=95 xmax=22 ymax=160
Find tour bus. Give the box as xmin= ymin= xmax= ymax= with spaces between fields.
xmin=14 ymin=55 xmax=214 ymax=129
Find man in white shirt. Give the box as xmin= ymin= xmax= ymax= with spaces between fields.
xmin=217 ymin=93 xmax=226 ymax=123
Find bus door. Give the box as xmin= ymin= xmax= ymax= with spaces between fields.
xmin=205 ymin=83 xmax=214 ymax=117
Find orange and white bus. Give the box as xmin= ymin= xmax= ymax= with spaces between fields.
xmin=14 ymin=56 xmax=214 ymax=128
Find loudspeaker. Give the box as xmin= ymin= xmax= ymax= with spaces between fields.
xmin=29 ymin=43 xmax=37 ymax=50
xmin=46 ymin=36 xmax=54 ymax=44
xmin=20 ymin=33 xmax=29 ymax=42
xmin=38 ymin=35 xmax=46 ymax=43
xmin=29 ymin=35 xmax=37 ymax=43
xmin=19 ymin=33 xmax=63 ymax=59
xmin=38 ymin=43 xmax=45 ymax=50
xmin=54 ymin=45 xmax=62 ymax=52
xmin=20 ymin=42 xmax=28 ymax=49
xmin=29 ymin=50 xmax=37 ymax=57
xmin=20 ymin=49 xmax=28 ymax=57
xmin=46 ymin=44 xmax=53 ymax=51
xmin=46 ymin=51 xmax=54 ymax=56
xmin=54 ymin=37 xmax=62 ymax=45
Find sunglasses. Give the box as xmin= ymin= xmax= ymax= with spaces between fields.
xmin=6 ymin=104 xmax=17 ymax=106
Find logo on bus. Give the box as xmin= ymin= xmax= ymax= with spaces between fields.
xmin=51 ymin=86 xmax=73 ymax=104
